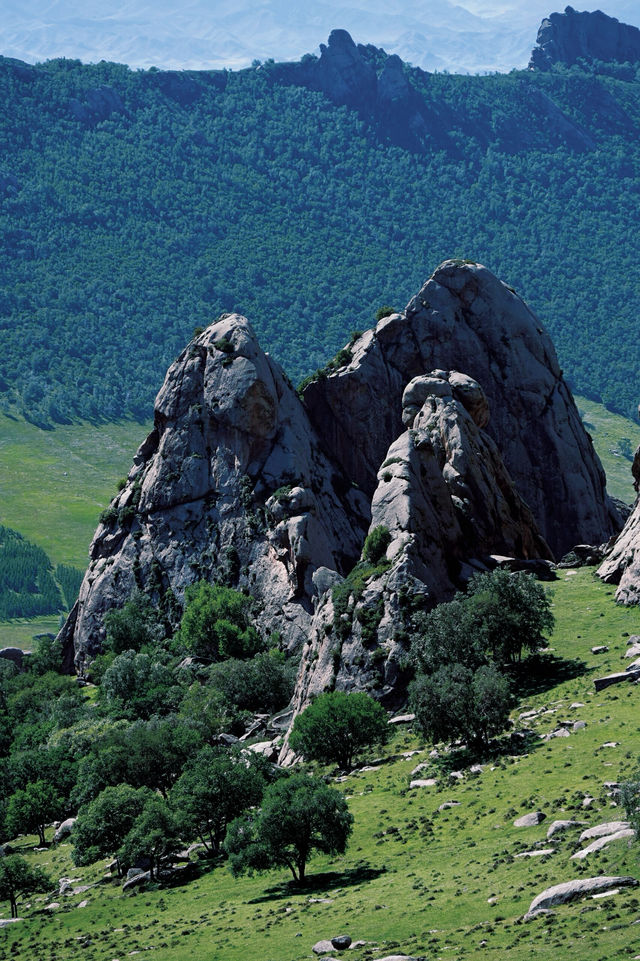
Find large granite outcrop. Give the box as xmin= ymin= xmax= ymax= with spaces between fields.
xmin=529 ymin=7 xmax=640 ymax=71
xmin=60 ymin=261 xmax=619 ymax=688
xmin=60 ymin=315 xmax=369 ymax=673
xmin=281 ymin=370 xmax=552 ymax=748
xmin=303 ymin=260 xmax=620 ymax=558
xmin=598 ymin=441 xmax=640 ymax=603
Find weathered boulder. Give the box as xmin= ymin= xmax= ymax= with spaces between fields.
xmin=579 ymin=821 xmax=631 ymax=842
xmin=529 ymin=7 xmax=640 ymax=71
xmin=53 ymin=818 xmax=76 ymax=843
xmin=514 ymin=811 xmax=546 ymax=827
xmin=571 ymin=828 xmax=635 ymax=860
xmin=546 ymin=820 xmax=583 ymax=839
xmin=524 ymin=876 xmax=638 ymax=919
xmin=303 ymin=261 xmax=619 ymax=558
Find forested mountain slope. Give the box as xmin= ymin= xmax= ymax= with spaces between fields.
xmin=2 ymin=20 xmax=640 ymax=425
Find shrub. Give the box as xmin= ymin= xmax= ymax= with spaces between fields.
xmin=289 ymin=690 xmax=390 ymax=770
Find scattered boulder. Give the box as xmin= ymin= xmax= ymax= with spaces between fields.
xmin=547 ymin=820 xmax=584 ymax=839
xmin=514 ymin=849 xmax=554 ymax=858
xmin=571 ymin=828 xmax=635 ymax=860
xmin=0 ymin=648 xmax=28 ymax=669
xmin=53 ymin=818 xmax=77 ymax=843
xmin=572 ymin=721 xmax=586 ymax=731
xmin=591 ymin=646 xmax=609 ymax=654
xmin=331 ymin=936 xmax=352 ymax=949
xmin=410 ymin=779 xmax=437 ymax=789
xmin=514 ymin=811 xmax=546 ymax=827
xmin=525 ymin=876 xmax=638 ymax=919
xmin=388 ymin=713 xmax=415 ymax=725
xmin=122 ymin=871 xmax=151 ymax=892
xmin=313 ymin=941 xmax=336 ymax=955
xmin=579 ymin=821 xmax=631 ymax=842
xmin=594 ymin=669 xmax=640 ymax=691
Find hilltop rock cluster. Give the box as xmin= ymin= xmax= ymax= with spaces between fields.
xmin=59 ymin=261 xmax=621 ymax=715
xmin=530 ymin=6 xmax=640 ymax=70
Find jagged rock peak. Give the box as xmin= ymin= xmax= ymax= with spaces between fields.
xmin=59 ymin=313 xmax=369 ymax=673
xmin=529 ymin=7 xmax=640 ymax=70
xmin=280 ymin=367 xmax=551 ymax=758
xmin=302 ymin=260 xmax=621 ymax=558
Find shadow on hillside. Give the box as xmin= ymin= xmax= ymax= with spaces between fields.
xmin=248 ymin=864 xmax=386 ymax=903
xmin=509 ymin=652 xmax=590 ymax=699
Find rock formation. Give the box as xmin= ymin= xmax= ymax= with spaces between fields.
xmin=60 ymin=315 xmax=369 ymax=674
xmin=302 ymin=260 xmax=619 ymax=558
xmin=281 ymin=369 xmax=553 ymax=745
xmin=59 ymin=261 xmax=620 ymax=704
xmin=529 ymin=7 xmax=640 ymax=71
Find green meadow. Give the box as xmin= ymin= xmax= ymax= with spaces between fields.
xmin=1 ymin=567 xmax=639 ymax=961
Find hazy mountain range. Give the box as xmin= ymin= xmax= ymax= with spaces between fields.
xmin=4 ymin=1 xmax=640 ymax=74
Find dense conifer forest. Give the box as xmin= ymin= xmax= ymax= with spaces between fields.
xmin=1 ymin=48 xmax=640 ymax=426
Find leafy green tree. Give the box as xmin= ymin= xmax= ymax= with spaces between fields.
xmin=0 ymin=855 xmax=50 ymax=918
xmin=410 ymin=662 xmax=511 ymax=751
xmin=177 ymin=582 xmax=262 ymax=661
xmin=465 ymin=569 xmax=554 ymax=665
xmin=170 ymin=746 xmax=266 ymax=855
xmin=289 ymin=690 xmax=389 ymax=770
xmin=72 ymin=784 xmax=153 ymax=874
xmin=5 ymin=779 xmax=64 ymax=846
xmin=410 ymin=597 xmax=486 ymax=674
xmin=224 ymin=773 xmax=353 ymax=884
xmin=99 ymin=650 xmax=182 ymax=719
xmin=72 ymin=715 xmax=202 ymax=806
xmin=118 ymin=796 xmax=182 ymax=881
xmin=206 ymin=650 xmax=298 ymax=715
xmin=103 ymin=590 xmax=166 ymax=655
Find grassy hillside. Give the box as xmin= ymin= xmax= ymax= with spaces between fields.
xmin=0 ymin=413 xmax=149 ymax=571
xmin=2 ymin=567 xmax=639 ymax=961
xmin=575 ymin=395 xmax=640 ymax=506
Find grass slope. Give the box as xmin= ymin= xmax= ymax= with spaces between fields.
xmin=575 ymin=395 xmax=640 ymax=506
xmin=0 ymin=413 xmax=149 ymax=570
xmin=2 ymin=568 xmax=640 ymax=960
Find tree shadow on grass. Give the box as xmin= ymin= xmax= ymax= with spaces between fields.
xmin=248 ymin=864 xmax=386 ymax=903
xmin=508 ymin=652 xmax=591 ymax=700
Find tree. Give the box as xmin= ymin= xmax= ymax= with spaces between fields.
xmin=465 ymin=569 xmax=554 ymax=665
xmin=103 ymin=589 xmax=166 ymax=655
xmin=0 ymin=855 xmax=50 ymax=918
xmin=410 ymin=597 xmax=486 ymax=674
xmin=410 ymin=662 xmax=511 ymax=751
xmin=5 ymin=779 xmax=64 ymax=846
xmin=99 ymin=650 xmax=181 ymax=719
xmin=224 ymin=773 xmax=353 ymax=884
xmin=177 ymin=582 xmax=262 ymax=661
xmin=288 ymin=691 xmax=389 ymax=771
xmin=170 ymin=746 xmax=266 ymax=855
xmin=72 ymin=784 xmax=153 ymax=874
xmin=118 ymin=796 xmax=182 ymax=881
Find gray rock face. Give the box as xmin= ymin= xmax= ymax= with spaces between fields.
xmin=524 ymin=876 xmax=637 ymax=919
xmin=303 ymin=261 xmax=619 ymax=558
xmin=530 ymin=8 xmax=640 ymax=71
xmin=280 ymin=370 xmax=551 ymax=757
xmin=61 ymin=314 xmax=368 ymax=673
